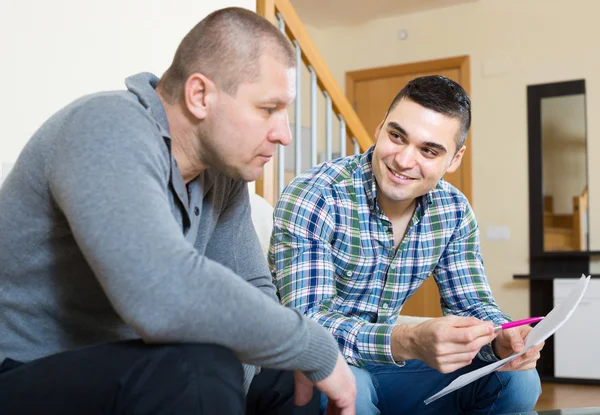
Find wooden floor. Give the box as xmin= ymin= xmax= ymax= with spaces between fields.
xmin=535 ymin=383 xmax=600 ymax=411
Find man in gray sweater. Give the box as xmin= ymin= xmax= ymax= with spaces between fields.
xmin=0 ymin=7 xmax=355 ymax=415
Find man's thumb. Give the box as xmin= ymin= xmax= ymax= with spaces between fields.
xmin=293 ymin=372 xmax=314 ymax=406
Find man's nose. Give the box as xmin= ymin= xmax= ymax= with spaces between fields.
xmin=269 ymin=112 xmax=292 ymax=146
xmin=395 ymin=145 xmax=418 ymax=169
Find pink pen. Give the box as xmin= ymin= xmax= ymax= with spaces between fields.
xmin=493 ymin=316 xmax=545 ymax=331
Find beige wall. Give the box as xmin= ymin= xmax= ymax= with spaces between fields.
xmin=305 ymin=0 xmax=600 ymax=319
xmin=0 ymin=0 xmax=254 ymax=163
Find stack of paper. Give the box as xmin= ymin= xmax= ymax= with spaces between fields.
xmin=425 ymin=274 xmax=591 ymax=405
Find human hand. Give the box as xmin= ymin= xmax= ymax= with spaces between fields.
xmin=494 ymin=325 xmax=544 ymax=371
xmin=394 ymin=315 xmax=497 ymax=374
xmin=293 ymin=353 xmax=356 ymax=415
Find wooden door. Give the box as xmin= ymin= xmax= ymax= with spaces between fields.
xmin=346 ymin=56 xmax=472 ymax=318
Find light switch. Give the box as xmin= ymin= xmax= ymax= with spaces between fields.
xmin=485 ymin=226 xmax=510 ymax=241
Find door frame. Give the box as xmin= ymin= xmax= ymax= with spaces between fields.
xmin=345 ymin=55 xmax=472 ymax=204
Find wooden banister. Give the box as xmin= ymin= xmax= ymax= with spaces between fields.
xmin=255 ymin=0 xmax=373 ymax=205
xmin=269 ymin=0 xmax=372 ymax=150
xmin=256 ymin=0 xmax=276 ymax=22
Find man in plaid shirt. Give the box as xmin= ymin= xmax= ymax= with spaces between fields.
xmin=269 ymin=76 xmax=542 ymax=414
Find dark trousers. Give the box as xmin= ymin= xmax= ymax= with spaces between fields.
xmin=0 ymin=340 xmax=320 ymax=414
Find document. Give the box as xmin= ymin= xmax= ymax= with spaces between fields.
xmin=424 ymin=274 xmax=591 ymax=405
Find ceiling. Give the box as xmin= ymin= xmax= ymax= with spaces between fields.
xmin=290 ymin=0 xmax=478 ymax=28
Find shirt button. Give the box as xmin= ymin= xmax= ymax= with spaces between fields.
xmin=346 ymin=271 xmax=353 ymax=277
xmin=382 ymin=303 xmax=389 ymax=309
xmin=390 ymin=264 xmax=396 ymax=270
xmin=194 ymin=206 xmax=200 ymax=216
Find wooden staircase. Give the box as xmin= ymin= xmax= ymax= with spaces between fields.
xmin=255 ymin=0 xmax=373 ymax=205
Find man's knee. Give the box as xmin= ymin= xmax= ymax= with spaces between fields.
xmin=116 ymin=343 xmax=244 ymax=414
xmin=148 ymin=343 xmax=243 ymax=382
xmin=172 ymin=343 xmax=243 ymax=376
xmin=500 ymin=369 xmax=542 ymax=411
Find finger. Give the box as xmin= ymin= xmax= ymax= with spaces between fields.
xmin=439 ymin=351 xmax=478 ymax=364
xmin=467 ymin=331 xmax=498 ymax=353
xmin=450 ymin=325 xmax=495 ymax=346
xmin=503 ymin=328 xmax=526 ymax=353
xmin=328 ymin=401 xmax=353 ymax=415
xmin=524 ymin=347 xmax=540 ymax=358
xmin=519 ymin=356 xmax=539 ymax=371
xmin=504 ymin=359 xmax=537 ymax=372
xmin=435 ymin=351 xmax=478 ymax=371
xmin=521 ymin=350 xmax=541 ymax=366
xmin=448 ymin=316 xmax=486 ymax=328
xmin=432 ymin=333 xmax=496 ymax=357
xmin=437 ymin=361 xmax=474 ymax=374
xmin=502 ymin=351 xmax=541 ymax=371
xmin=341 ymin=404 xmax=356 ymax=415
xmin=293 ymin=373 xmax=314 ymax=406
xmin=498 ymin=356 xmax=525 ymax=372
xmin=294 ymin=382 xmax=313 ymax=406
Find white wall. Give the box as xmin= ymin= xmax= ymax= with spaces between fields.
xmin=0 ymin=0 xmax=254 ymax=163
xmin=305 ymin=0 xmax=600 ymax=319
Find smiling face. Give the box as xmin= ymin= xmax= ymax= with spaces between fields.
xmin=197 ymin=52 xmax=295 ymax=182
xmin=371 ymin=98 xmax=466 ymax=206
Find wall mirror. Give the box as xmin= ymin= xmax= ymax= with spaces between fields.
xmin=528 ymin=79 xmax=593 ymax=255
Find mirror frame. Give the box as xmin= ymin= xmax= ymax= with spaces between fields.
xmin=527 ymin=79 xmax=598 ymax=258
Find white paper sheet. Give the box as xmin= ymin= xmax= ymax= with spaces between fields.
xmin=424 ymin=274 xmax=591 ymax=405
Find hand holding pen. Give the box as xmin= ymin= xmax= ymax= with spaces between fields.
xmin=494 ymin=316 xmax=544 ymax=332
xmin=493 ymin=316 xmax=545 ymax=371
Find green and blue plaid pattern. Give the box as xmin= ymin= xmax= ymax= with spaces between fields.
xmin=269 ymin=146 xmax=510 ymax=366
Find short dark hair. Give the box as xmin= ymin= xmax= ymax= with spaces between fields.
xmin=386 ymin=75 xmax=471 ymax=150
xmin=159 ymin=7 xmax=295 ymax=100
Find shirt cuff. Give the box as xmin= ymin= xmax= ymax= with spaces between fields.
xmin=355 ymin=323 xmax=405 ymax=366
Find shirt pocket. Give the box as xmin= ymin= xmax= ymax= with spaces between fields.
xmin=332 ymin=249 xmax=375 ymax=285
xmin=330 ymin=249 xmax=381 ymax=314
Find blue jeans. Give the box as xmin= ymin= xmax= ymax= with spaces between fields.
xmin=321 ymin=358 xmax=541 ymax=415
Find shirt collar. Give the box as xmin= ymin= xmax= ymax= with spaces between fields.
xmin=124 ymin=72 xmax=171 ymax=139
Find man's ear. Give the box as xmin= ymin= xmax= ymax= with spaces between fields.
xmin=446 ymin=145 xmax=466 ymax=174
xmin=184 ymin=73 xmax=217 ymax=121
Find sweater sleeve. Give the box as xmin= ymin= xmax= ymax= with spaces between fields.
xmin=47 ymin=96 xmax=338 ymax=382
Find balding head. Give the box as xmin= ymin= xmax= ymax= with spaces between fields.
xmin=158 ymin=7 xmax=295 ymax=101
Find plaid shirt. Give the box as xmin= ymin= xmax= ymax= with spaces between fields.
xmin=269 ymin=146 xmax=510 ymax=367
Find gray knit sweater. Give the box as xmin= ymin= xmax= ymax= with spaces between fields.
xmin=0 ymin=72 xmax=338 ymax=386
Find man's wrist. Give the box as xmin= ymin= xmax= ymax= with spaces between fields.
xmin=491 ymin=338 xmax=500 ymax=358
xmin=391 ymin=324 xmax=416 ymax=362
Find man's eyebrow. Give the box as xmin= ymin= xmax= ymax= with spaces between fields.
xmin=386 ymin=121 xmax=408 ymax=137
xmin=387 ymin=121 xmax=448 ymax=154
xmin=260 ymin=98 xmax=291 ymax=106
xmin=422 ymin=141 xmax=447 ymax=154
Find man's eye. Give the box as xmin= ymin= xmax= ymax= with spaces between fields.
xmin=263 ymin=107 xmax=276 ymax=115
xmin=422 ymin=148 xmax=437 ymax=157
